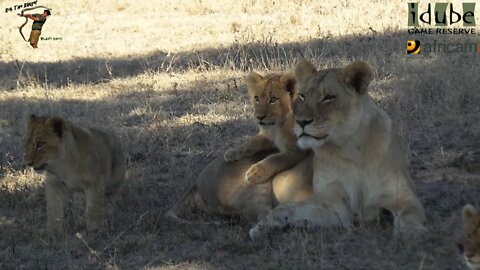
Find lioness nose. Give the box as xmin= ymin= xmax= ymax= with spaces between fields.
xmin=296 ymin=119 xmax=313 ymax=128
xmin=256 ymin=115 xmax=266 ymax=121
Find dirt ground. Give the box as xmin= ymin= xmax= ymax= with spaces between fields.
xmin=1 ymin=0 xmax=479 ymax=269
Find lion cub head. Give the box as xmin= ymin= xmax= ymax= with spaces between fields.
xmin=291 ymin=59 xmax=374 ymax=149
xmin=25 ymin=115 xmax=67 ymax=172
xmin=461 ymin=204 xmax=480 ymax=270
xmin=246 ymin=72 xmax=296 ymax=127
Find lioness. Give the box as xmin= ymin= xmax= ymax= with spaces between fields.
xmin=461 ymin=204 xmax=480 ymax=270
xmin=224 ymin=72 xmax=308 ymax=184
xmin=25 ymin=115 xmax=126 ymax=235
xmin=166 ymin=73 xmax=313 ymax=222
xmin=249 ymin=60 xmax=426 ymax=239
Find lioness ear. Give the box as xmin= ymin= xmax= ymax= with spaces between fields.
xmin=463 ymin=204 xmax=478 ymax=223
xmin=295 ymin=58 xmax=316 ymax=83
xmin=245 ymin=71 xmax=263 ymax=89
xmin=339 ymin=61 xmax=373 ymax=95
xmin=45 ymin=116 xmax=66 ymax=137
xmin=281 ymin=73 xmax=296 ymax=97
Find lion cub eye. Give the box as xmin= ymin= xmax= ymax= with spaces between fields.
xmin=35 ymin=141 xmax=45 ymax=150
xmin=322 ymin=95 xmax=336 ymax=103
xmin=254 ymin=96 xmax=260 ymax=103
xmin=269 ymin=97 xmax=279 ymax=104
xmin=299 ymin=93 xmax=305 ymax=101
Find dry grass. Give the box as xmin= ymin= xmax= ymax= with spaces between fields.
xmin=1 ymin=0 xmax=479 ymax=269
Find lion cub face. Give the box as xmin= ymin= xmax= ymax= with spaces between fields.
xmin=462 ymin=204 xmax=480 ymax=270
xmin=246 ymin=72 xmax=296 ymax=127
xmin=291 ymin=59 xmax=373 ymax=149
xmin=25 ymin=115 xmax=65 ymax=172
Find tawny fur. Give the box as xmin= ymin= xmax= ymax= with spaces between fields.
xmin=249 ymin=60 xmax=426 ymax=239
xmin=25 ymin=115 xmax=126 ymax=236
xmin=462 ymin=204 xmax=480 ymax=270
xmin=224 ymin=72 xmax=308 ymax=184
xmin=166 ymin=73 xmax=313 ymax=222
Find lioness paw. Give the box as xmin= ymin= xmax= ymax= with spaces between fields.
xmin=245 ymin=163 xmax=270 ymax=184
xmin=224 ymin=148 xmax=244 ymax=162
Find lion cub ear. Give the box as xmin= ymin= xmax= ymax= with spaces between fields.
xmin=339 ymin=61 xmax=373 ymax=95
xmin=45 ymin=116 xmax=67 ymax=137
xmin=295 ymin=58 xmax=316 ymax=83
xmin=26 ymin=113 xmax=37 ymax=126
xmin=245 ymin=71 xmax=263 ymax=90
xmin=281 ymin=73 xmax=296 ymax=97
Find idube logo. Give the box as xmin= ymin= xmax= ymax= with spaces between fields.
xmin=408 ymin=2 xmax=476 ymax=34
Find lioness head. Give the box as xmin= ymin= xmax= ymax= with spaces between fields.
xmin=461 ymin=204 xmax=480 ymax=270
xmin=291 ymin=59 xmax=374 ymax=149
xmin=24 ymin=115 xmax=67 ymax=172
xmin=246 ymin=72 xmax=296 ymax=127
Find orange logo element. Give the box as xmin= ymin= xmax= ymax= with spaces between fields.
xmin=407 ymin=40 xmax=421 ymax=54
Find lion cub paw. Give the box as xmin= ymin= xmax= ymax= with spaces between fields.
xmin=224 ymin=148 xmax=245 ymax=162
xmin=245 ymin=162 xmax=271 ymax=184
xmin=248 ymin=224 xmax=267 ymax=241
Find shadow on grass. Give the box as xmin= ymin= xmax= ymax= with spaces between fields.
xmin=0 ymin=30 xmax=479 ymax=268
xmin=1 ymin=30 xmax=478 ymax=90
xmin=0 ymin=76 xmax=260 ymax=268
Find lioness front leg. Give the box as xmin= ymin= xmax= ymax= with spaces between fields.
xmin=224 ymin=134 xmax=275 ymax=162
xmin=246 ymin=150 xmax=308 ymax=184
xmin=380 ymin=191 xmax=427 ymax=237
xmin=45 ymin=176 xmax=66 ymax=236
xmin=85 ymin=181 xmax=106 ymax=233
xmin=249 ymin=184 xmax=352 ymax=240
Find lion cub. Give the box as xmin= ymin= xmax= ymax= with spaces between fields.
xmin=24 ymin=115 xmax=126 ymax=235
xmin=224 ymin=72 xmax=307 ymax=184
xmin=461 ymin=204 xmax=480 ymax=270
xmin=166 ymin=72 xmax=313 ymax=223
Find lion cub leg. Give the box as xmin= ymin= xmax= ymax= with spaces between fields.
xmin=45 ymin=176 xmax=67 ymax=236
xmin=85 ymin=181 xmax=106 ymax=233
xmin=246 ymin=150 xmax=307 ymax=184
xmin=165 ymin=186 xmax=203 ymax=221
xmin=224 ymin=135 xmax=275 ymax=162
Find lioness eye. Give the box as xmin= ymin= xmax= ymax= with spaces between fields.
xmin=36 ymin=141 xmax=45 ymax=150
xmin=269 ymin=97 xmax=279 ymax=104
xmin=254 ymin=96 xmax=260 ymax=103
xmin=322 ymin=95 xmax=336 ymax=103
xmin=299 ymin=93 xmax=305 ymax=101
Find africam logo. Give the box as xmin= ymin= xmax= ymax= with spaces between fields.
xmin=407 ymin=40 xmax=421 ymax=54
xmin=407 ymin=40 xmax=480 ymax=54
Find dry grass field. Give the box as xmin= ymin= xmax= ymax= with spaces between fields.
xmin=0 ymin=0 xmax=479 ymax=269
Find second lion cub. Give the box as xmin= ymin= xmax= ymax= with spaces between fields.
xmin=24 ymin=115 xmax=126 ymax=236
xmin=224 ymin=72 xmax=307 ymax=184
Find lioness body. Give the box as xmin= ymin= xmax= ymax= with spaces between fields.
xmin=25 ymin=115 xmax=125 ymax=234
xmin=167 ymin=73 xmax=313 ymax=221
xmin=249 ymin=60 xmax=426 ymax=239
